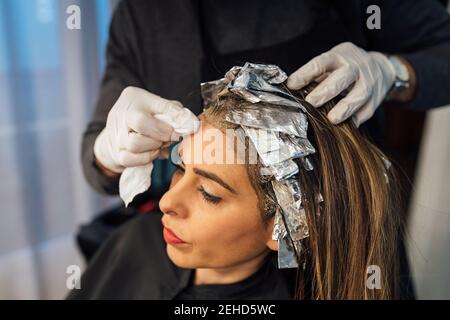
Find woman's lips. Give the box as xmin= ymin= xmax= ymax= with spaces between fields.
xmin=162 ymin=226 xmax=187 ymax=245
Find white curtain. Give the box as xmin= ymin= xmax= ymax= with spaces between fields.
xmin=405 ymin=0 xmax=450 ymax=301
xmin=0 ymin=0 xmax=119 ymax=299
xmin=407 ymin=104 xmax=450 ymax=299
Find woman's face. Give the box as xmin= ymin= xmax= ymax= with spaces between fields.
xmin=159 ymin=119 xmax=276 ymax=269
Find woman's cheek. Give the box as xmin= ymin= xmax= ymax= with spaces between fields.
xmin=194 ymin=206 xmax=256 ymax=247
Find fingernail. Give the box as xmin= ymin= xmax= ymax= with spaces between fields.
xmin=287 ymin=77 xmax=304 ymax=89
xmin=286 ymin=78 xmax=294 ymax=88
xmin=327 ymin=112 xmax=339 ymax=124
xmin=305 ymin=95 xmax=319 ymax=107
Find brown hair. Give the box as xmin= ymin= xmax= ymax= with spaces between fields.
xmin=203 ymin=83 xmax=405 ymax=300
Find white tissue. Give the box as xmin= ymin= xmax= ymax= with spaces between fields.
xmin=120 ymin=163 xmax=154 ymax=207
xmin=119 ymin=108 xmax=200 ymax=207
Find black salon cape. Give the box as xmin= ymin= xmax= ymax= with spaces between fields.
xmin=66 ymin=211 xmax=296 ymax=300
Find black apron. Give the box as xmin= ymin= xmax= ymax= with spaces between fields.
xmin=199 ymin=5 xmax=384 ymax=147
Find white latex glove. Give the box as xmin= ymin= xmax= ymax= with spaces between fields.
xmin=94 ymin=86 xmax=200 ymax=206
xmin=287 ymin=42 xmax=396 ymax=127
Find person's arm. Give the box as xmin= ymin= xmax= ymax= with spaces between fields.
xmin=82 ymin=0 xmax=143 ymax=194
xmin=95 ymin=158 xmax=120 ymax=177
xmin=364 ymin=0 xmax=450 ymax=111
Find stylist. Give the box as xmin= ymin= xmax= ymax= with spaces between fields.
xmin=83 ymin=0 xmax=450 ymax=201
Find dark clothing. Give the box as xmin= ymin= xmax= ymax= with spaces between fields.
xmin=67 ymin=210 xmax=414 ymax=300
xmin=66 ymin=211 xmax=296 ymax=300
xmin=82 ymin=0 xmax=450 ymax=196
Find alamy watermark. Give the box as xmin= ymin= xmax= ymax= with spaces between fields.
xmin=66 ymin=5 xmax=81 ymax=30
xmin=366 ymin=5 xmax=381 ymax=30
xmin=169 ymin=124 xmax=294 ymax=166
xmin=366 ymin=264 xmax=381 ymax=290
xmin=66 ymin=264 xmax=81 ymax=290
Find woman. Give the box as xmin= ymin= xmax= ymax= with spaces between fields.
xmin=68 ymin=75 xmax=413 ymax=300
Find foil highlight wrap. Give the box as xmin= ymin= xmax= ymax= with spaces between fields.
xmin=201 ymin=62 xmax=320 ymax=269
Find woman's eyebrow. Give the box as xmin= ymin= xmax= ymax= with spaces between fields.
xmin=193 ymin=167 xmax=237 ymax=194
xmin=178 ymin=148 xmax=237 ymax=194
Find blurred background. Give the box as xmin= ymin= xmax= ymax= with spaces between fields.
xmin=0 ymin=0 xmax=449 ymax=299
xmin=0 ymin=0 xmax=120 ymax=299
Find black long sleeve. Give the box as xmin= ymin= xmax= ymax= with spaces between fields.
xmin=362 ymin=0 xmax=450 ymax=111
xmin=81 ymin=1 xmax=143 ymax=195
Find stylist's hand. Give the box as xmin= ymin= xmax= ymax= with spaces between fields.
xmin=287 ymin=42 xmax=396 ymax=127
xmin=94 ymin=86 xmax=199 ymax=174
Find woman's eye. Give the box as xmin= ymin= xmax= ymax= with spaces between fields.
xmin=198 ymin=186 xmax=222 ymax=205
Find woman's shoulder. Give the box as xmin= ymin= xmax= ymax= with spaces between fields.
xmin=67 ymin=211 xmax=191 ymax=299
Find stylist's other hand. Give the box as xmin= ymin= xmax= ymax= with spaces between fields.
xmin=287 ymin=42 xmax=396 ymax=126
xmin=94 ymin=86 xmax=199 ymax=174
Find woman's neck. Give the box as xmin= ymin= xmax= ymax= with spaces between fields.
xmin=193 ymin=250 xmax=270 ymax=285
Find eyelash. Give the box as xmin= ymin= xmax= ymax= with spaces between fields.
xmin=172 ymin=164 xmax=222 ymax=205
xmin=198 ymin=186 xmax=222 ymax=205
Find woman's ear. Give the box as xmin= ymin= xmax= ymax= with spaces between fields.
xmin=265 ymin=215 xmax=278 ymax=251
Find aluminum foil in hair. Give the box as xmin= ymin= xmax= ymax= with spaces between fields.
xmin=241 ymin=128 xmax=314 ymax=167
xmin=278 ymin=236 xmax=299 ymax=269
xmin=381 ymin=155 xmax=392 ymax=184
xmin=226 ymin=104 xmax=308 ymax=138
xmin=200 ymin=62 xmax=320 ymax=269
xmin=228 ymin=63 xmax=307 ymax=111
xmin=202 ymin=63 xmax=308 ymax=112
xmin=260 ymin=159 xmax=299 ymax=181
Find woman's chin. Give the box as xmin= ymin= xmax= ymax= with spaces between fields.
xmin=166 ymin=244 xmax=197 ymax=269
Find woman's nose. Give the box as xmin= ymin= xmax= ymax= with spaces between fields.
xmin=159 ymin=179 xmax=189 ymax=218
